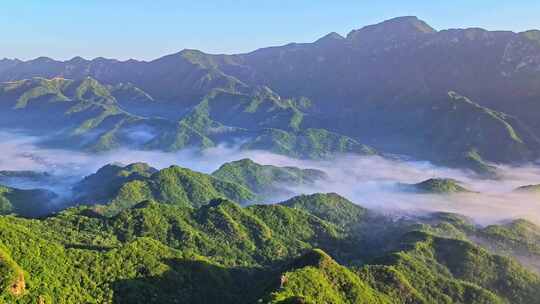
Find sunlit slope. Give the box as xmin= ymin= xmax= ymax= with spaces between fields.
xmin=0 ymin=192 xmax=538 ymax=302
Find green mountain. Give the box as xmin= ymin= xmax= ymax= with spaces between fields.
xmin=0 ymin=76 xmax=376 ymax=159
xmin=73 ymin=162 xmax=158 ymax=203
xmin=0 ymin=77 xmax=178 ymax=152
xmin=372 ymin=231 xmax=540 ymax=304
xmin=110 ymin=199 xmax=346 ymax=266
xmin=408 ymin=178 xmax=473 ymax=194
xmin=242 ymin=128 xmax=377 ymax=159
xmin=0 ymin=193 xmax=539 ymax=303
xmin=478 ymin=219 xmax=540 ymax=271
xmin=413 ymin=92 xmax=539 ymax=173
xmin=212 ymin=159 xmax=327 ymax=198
xmin=280 ymin=193 xmax=366 ymax=227
xmin=74 ymin=163 xmax=256 ymax=216
xmin=0 ymin=185 xmax=58 ymax=217
xmin=266 ymin=249 xmax=394 ymax=304
xmin=0 ymin=196 xmax=350 ymax=303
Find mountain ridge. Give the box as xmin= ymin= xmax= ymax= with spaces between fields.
xmin=5 ymin=16 xmax=540 ymax=64
xmin=2 ymin=16 xmax=540 ymax=173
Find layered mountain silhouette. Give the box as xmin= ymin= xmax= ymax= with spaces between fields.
xmin=2 ymin=16 xmax=540 ymax=173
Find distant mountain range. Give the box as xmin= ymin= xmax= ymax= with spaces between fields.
xmin=2 ymin=16 xmax=540 ymax=173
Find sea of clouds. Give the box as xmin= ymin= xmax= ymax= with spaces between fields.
xmin=1 ymin=130 xmax=540 ymax=225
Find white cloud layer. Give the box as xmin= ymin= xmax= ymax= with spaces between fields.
xmin=1 ymin=130 xmax=540 ymax=225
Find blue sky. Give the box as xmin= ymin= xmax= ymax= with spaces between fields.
xmin=3 ymin=0 xmax=539 ymax=60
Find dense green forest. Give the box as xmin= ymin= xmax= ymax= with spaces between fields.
xmin=0 ymin=161 xmax=539 ymax=303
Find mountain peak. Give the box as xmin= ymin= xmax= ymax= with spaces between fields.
xmin=374 ymin=16 xmax=435 ymax=33
xmin=412 ymin=178 xmax=472 ymax=194
xmin=178 ymin=48 xmax=205 ymax=55
xmin=315 ymin=32 xmax=345 ymax=45
xmin=347 ymin=16 xmax=436 ymax=43
xmin=68 ymin=56 xmax=87 ymax=63
xmin=29 ymin=56 xmax=56 ymax=64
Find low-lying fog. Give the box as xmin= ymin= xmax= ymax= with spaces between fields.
xmin=2 ymin=130 xmax=540 ymax=225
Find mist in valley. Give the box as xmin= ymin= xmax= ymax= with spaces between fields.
xmin=1 ymin=130 xmax=540 ymax=225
